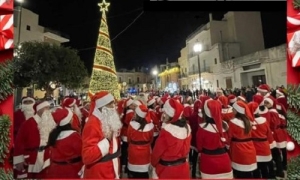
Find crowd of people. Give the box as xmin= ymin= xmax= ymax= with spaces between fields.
xmin=12 ymin=83 xmax=288 ymax=179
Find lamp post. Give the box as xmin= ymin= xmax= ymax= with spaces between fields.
xmin=152 ymin=70 xmax=158 ymax=92
xmin=193 ymin=43 xmax=202 ymax=90
xmin=16 ymin=0 xmax=24 ymax=44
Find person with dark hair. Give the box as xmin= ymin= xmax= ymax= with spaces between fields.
xmin=247 ymin=102 xmax=273 ymax=179
xmin=228 ymin=101 xmax=257 ymax=178
xmin=46 ymin=108 xmax=83 ymax=178
xmin=197 ymin=100 xmax=233 ymax=179
xmin=263 ymin=96 xmax=285 ymax=178
xmin=150 ymin=99 xmax=191 ymax=179
xmin=147 ymin=98 xmax=160 ymax=149
xmin=127 ymin=105 xmax=154 ymax=179
xmin=276 ymin=103 xmax=288 ymax=171
xmin=218 ymin=96 xmax=234 ymax=123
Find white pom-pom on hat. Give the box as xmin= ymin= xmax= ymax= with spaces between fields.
xmin=252 ymin=126 xmax=257 ymax=130
xmin=221 ymin=137 xmax=226 ymax=142
xmin=287 ymin=141 xmax=295 ymax=151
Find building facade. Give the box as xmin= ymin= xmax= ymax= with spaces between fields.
xmin=158 ymin=62 xmax=180 ymax=93
xmin=178 ymin=47 xmax=189 ymax=90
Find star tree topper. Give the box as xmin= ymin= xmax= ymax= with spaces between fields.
xmin=98 ymin=0 xmax=110 ymax=12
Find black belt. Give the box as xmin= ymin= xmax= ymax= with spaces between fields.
xmin=52 ymin=156 xmax=82 ymax=165
xmin=25 ymin=145 xmax=48 ymax=152
xmin=232 ymin=137 xmax=252 ymax=142
xmin=159 ymin=157 xmax=186 ymax=166
xmin=130 ymin=140 xmax=150 ymax=145
xmin=97 ymin=149 xmax=121 ymax=163
xmin=252 ymin=138 xmax=267 ymax=142
xmin=201 ymin=148 xmax=227 ymax=155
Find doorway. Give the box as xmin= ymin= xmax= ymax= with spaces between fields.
xmin=252 ymin=75 xmax=266 ymax=86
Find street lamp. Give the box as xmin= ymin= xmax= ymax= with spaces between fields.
xmin=16 ymin=0 xmax=24 ymax=44
xmin=152 ymin=70 xmax=158 ymax=91
xmin=193 ymin=43 xmax=202 ymax=90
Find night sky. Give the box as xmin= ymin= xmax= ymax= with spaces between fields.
xmin=21 ymin=0 xmax=285 ymax=74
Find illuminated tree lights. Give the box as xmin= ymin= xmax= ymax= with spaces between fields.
xmin=89 ymin=1 xmax=120 ymax=99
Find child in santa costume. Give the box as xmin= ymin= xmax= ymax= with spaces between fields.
xmin=147 ymin=98 xmax=160 ymax=149
xmin=276 ymin=103 xmax=288 ymax=170
xmin=228 ymin=101 xmax=257 ymax=178
xmin=46 ymin=108 xmax=83 ymax=179
xmin=263 ymin=96 xmax=285 ymax=178
xmin=196 ymin=100 xmax=233 ymax=179
xmin=151 ymin=99 xmax=191 ymax=179
xmin=276 ymin=88 xmax=288 ymax=111
xmin=62 ymin=97 xmax=82 ymax=134
xmin=218 ymin=95 xmax=234 ymax=123
xmin=127 ymin=104 xmax=154 ymax=178
xmin=247 ymin=102 xmax=274 ymax=179
xmin=228 ymin=94 xmax=237 ymax=107
xmin=257 ymin=84 xmax=271 ymax=97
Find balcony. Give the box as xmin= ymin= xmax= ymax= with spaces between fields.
xmin=188 ymin=67 xmax=212 ymax=75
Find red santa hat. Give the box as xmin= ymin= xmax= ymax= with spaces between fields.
xmin=89 ymin=91 xmax=114 ymax=114
xmin=227 ymin=95 xmax=237 ymax=104
xmin=247 ymin=102 xmax=260 ymax=130
xmin=276 ymin=88 xmax=286 ymax=97
xmin=63 ymin=98 xmax=76 ymax=108
xmin=117 ymin=99 xmax=125 ymax=117
xmin=286 ymin=133 xmax=300 ymax=161
xmin=193 ymin=100 xmax=202 ymax=114
xmin=204 ymin=100 xmax=226 ymax=142
xmin=199 ymin=96 xmax=212 ymax=109
xmin=124 ymin=98 xmax=134 ymax=108
xmin=163 ymin=99 xmax=184 ymax=123
xmin=183 ymin=106 xmax=193 ymax=118
xmin=147 ymin=98 xmax=156 ymax=106
xmin=257 ymin=84 xmax=270 ymax=93
xmin=218 ymin=96 xmax=229 ymax=108
xmin=135 ymin=104 xmax=151 ymax=123
xmin=232 ymin=101 xmax=254 ymax=122
xmin=276 ymin=103 xmax=287 ymax=116
xmin=264 ymin=96 xmax=277 ymax=109
xmin=160 ymin=97 xmax=168 ymax=104
xmin=52 ymin=108 xmax=73 ymax=126
xmin=252 ymin=94 xmax=264 ymax=106
xmin=237 ymin=95 xmax=247 ymax=103
xmin=21 ymin=97 xmax=35 ymax=104
xmin=36 ymin=101 xmax=50 ymax=112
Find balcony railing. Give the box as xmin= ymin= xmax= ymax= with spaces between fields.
xmin=188 ymin=67 xmax=212 ymax=75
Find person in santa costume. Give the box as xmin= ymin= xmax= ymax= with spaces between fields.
xmin=150 ymin=99 xmax=191 ymax=179
xmin=218 ymin=96 xmax=234 ymax=123
xmin=147 ymin=98 xmax=160 ymax=149
xmin=81 ymin=91 xmax=122 ymax=179
xmin=263 ymin=96 xmax=285 ymax=178
xmin=257 ymin=84 xmax=271 ymax=97
xmin=117 ymin=99 xmax=126 ymax=119
xmin=228 ymin=94 xmax=237 ymax=107
xmin=215 ymin=88 xmax=224 ymax=99
xmin=276 ymin=103 xmax=288 ymax=171
xmin=276 ymin=88 xmax=288 ymax=111
xmin=46 ymin=108 xmax=83 ymax=179
xmin=127 ymin=104 xmax=154 ymax=178
xmin=77 ymin=100 xmax=89 ymax=131
xmin=196 ymin=99 xmax=233 ymax=179
xmin=14 ymin=97 xmax=36 ymax=143
xmin=228 ymin=101 xmax=257 ymax=178
xmin=185 ymin=96 xmax=193 ymax=105
xmin=14 ymin=101 xmax=56 ymax=179
xmin=62 ymin=97 xmax=82 ymax=133
xmin=247 ymin=102 xmax=274 ymax=179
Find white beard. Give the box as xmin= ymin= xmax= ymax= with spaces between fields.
xmin=101 ymin=107 xmax=123 ymax=139
xmin=74 ymin=105 xmax=83 ymax=120
xmin=38 ymin=110 xmax=57 ymax=145
xmin=21 ymin=104 xmax=35 ymax=120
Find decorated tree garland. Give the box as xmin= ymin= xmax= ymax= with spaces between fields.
xmin=0 ymin=60 xmax=13 ymax=102
xmin=287 ymin=84 xmax=300 ymax=179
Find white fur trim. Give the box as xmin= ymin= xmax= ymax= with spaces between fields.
xmin=253 ymin=107 xmax=260 ymax=114
xmin=151 ymin=167 xmax=158 ymax=179
xmin=97 ymin=138 xmax=110 ymax=157
xmin=121 ymin=136 xmax=128 ymax=142
xmin=36 ymin=101 xmax=50 ymax=112
xmin=258 ymin=108 xmax=268 ymax=115
xmin=264 ymin=97 xmax=273 ymax=107
xmin=270 ymin=141 xmax=276 ymax=149
xmin=126 ymin=109 xmax=134 ymax=114
xmin=78 ymin=165 xmax=85 ymax=178
xmin=230 ymin=118 xmax=245 ymax=128
xmin=255 ymin=117 xmax=266 ymax=125
xmin=13 ymin=155 xmax=25 ymax=165
xmin=95 ymin=93 xmax=114 ymax=108
xmin=229 ymin=98 xmax=237 ymax=103
xmin=57 ymin=130 xmax=76 ymax=140
xmin=183 ymin=104 xmax=189 ymax=108
xmin=199 ymin=123 xmax=226 ymax=132
xmin=276 ymin=104 xmax=282 ymax=110
xmin=231 ymin=162 xmax=257 ymax=172
xmin=112 ymin=137 xmax=119 ymax=179
xmin=163 ymin=123 xmax=191 ymax=139
xmin=147 ymin=99 xmax=156 ymax=106
xmin=28 ymin=158 xmax=50 ymax=173
xmin=279 ymin=114 xmax=286 ymax=120
xmin=276 ymin=141 xmax=287 ymax=148
xmin=288 ymin=16 xmax=300 ymax=26
xmin=136 ymin=106 xmax=147 ymax=118
xmin=17 ymin=174 xmax=27 ymax=178
xmin=201 ymin=171 xmax=233 ymax=179
xmin=276 ymin=90 xmax=284 ymax=96
xmin=269 ymin=109 xmax=278 ymax=114
xmin=69 ymin=99 xmax=76 ymax=107
xmin=222 ymin=107 xmax=233 ymax=114
xmin=204 ymin=100 xmax=212 ymax=118
xmin=257 ymin=87 xmax=268 ymax=93
xmin=256 ymin=155 xmax=272 ymax=162
xmin=237 ymin=96 xmax=246 ymax=102
xmin=130 ymin=121 xmax=154 ymax=132
xmin=60 ymin=108 xmax=73 ymax=126
xmin=128 ymin=163 xmax=150 ymax=173
xmin=22 ymin=97 xmax=35 ymax=104
xmin=198 ymin=112 xmax=203 ymax=118
xmin=154 ymin=132 xmax=159 ymax=137
xmin=232 ymin=102 xmax=245 ymax=114
xmin=133 ymin=100 xmax=142 ymax=106
xmin=163 ymin=100 xmax=175 ymax=117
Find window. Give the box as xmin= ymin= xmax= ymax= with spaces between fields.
xmin=225 ymin=77 xmax=233 ymax=89
xmin=216 ymin=80 xmax=219 ymax=88
xmin=214 ymin=58 xmax=217 ymax=64
xmin=192 ymin=64 xmax=195 ymax=73
xmin=119 ymin=77 xmax=121 ymax=83
xmin=203 ymin=60 xmax=206 ymax=71
xmin=137 ymin=77 xmax=140 ymax=83
xmin=26 ymin=25 xmax=31 ymax=31
xmin=128 ymin=78 xmax=131 ymax=84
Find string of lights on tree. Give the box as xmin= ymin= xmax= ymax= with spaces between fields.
xmin=88 ymin=0 xmax=120 ymax=99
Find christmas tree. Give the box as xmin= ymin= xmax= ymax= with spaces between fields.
xmin=88 ymin=0 xmax=120 ymax=99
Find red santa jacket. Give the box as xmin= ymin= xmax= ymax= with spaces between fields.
xmin=127 ymin=121 xmax=154 ymax=172
xmin=155 ymin=105 xmax=163 ymax=121
xmin=14 ymin=109 xmax=26 ymax=143
xmin=269 ymin=109 xmax=287 ymax=148
xmin=151 ymin=123 xmax=191 ymax=179
xmin=196 ymin=123 xmax=232 ymax=179
xmin=259 ymin=108 xmax=276 ymax=149
xmin=189 ymin=113 xmax=200 ymax=150
xmin=82 ymin=113 xmax=121 ymax=179
xmin=80 ymin=107 xmax=89 ymax=131
xmin=47 ymin=131 xmax=83 ymax=179
xmin=149 ymin=109 xmax=160 ymax=137
xmin=120 ymin=109 xmax=134 ymax=142
xmin=71 ymin=113 xmax=81 ymax=134
xmin=221 ymin=107 xmax=234 ymax=123
xmin=227 ymin=118 xmax=257 ymax=172
xmin=13 ymin=115 xmax=50 ymax=174
xmin=277 ymin=96 xmax=288 ymax=111
xmin=251 ymin=117 xmax=272 ymax=162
